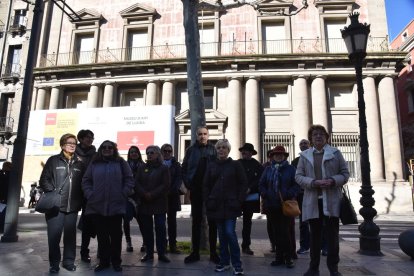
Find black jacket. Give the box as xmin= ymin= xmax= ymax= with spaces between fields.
xmin=166 ymin=157 xmax=182 ymax=212
xmin=239 ymin=158 xmax=263 ymax=213
xmin=39 ymin=152 xmax=85 ymax=213
xmin=203 ymin=158 xmax=248 ymax=220
xmin=181 ymin=141 xmax=216 ymax=192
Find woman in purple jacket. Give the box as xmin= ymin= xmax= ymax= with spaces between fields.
xmin=82 ymin=140 xmax=135 ymax=272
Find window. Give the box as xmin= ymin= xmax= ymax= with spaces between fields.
xmin=127 ymin=29 xmax=149 ymax=60
xmin=263 ymin=86 xmax=290 ymax=109
xmin=329 ymin=85 xmax=355 ymax=108
xmin=5 ymin=45 xmax=22 ymax=77
xmin=12 ymin=10 xmax=27 ymax=27
xmin=204 ymin=88 xmax=214 ymax=109
xmin=262 ymin=22 xmax=287 ymax=54
xmin=199 ymin=23 xmax=216 ymax=56
xmin=324 ymin=19 xmax=347 ymax=53
xmin=64 ymin=92 xmax=88 ymax=109
xmin=120 ymin=90 xmax=144 ymax=107
xmin=74 ymin=34 xmax=94 ymax=64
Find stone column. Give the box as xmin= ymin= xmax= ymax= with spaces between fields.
xmin=49 ymin=86 xmax=62 ymax=110
xmin=292 ymin=75 xmax=310 ymax=155
xmin=378 ymin=75 xmax=404 ymax=181
xmin=245 ymin=76 xmax=261 ymax=161
xmin=363 ymin=75 xmax=384 ymax=181
xmin=103 ymin=82 xmax=117 ymax=107
xmin=311 ymin=75 xmax=328 ymax=129
xmin=161 ymin=80 xmax=175 ymax=105
xmin=146 ymin=80 xmax=158 ymax=105
xmin=87 ymin=83 xmax=101 ymax=108
xmin=35 ymin=87 xmax=48 ymax=110
xmin=227 ymin=77 xmax=242 ymax=159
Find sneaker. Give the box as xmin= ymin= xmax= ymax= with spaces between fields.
xmin=321 ymin=249 xmax=328 ymax=256
xmin=215 ymin=264 xmax=231 ymax=272
xmin=297 ymin=247 xmax=310 ymax=254
xmin=233 ymin=267 xmax=244 ymax=275
xmin=270 ymin=259 xmax=284 ymax=266
xmin=286 ymin=259 xmax=295 ymax=268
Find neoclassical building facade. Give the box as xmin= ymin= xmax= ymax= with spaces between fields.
xmin=25 ymin=0 xmax=406 ymax=185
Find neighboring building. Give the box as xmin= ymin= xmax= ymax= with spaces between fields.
xmin=17 ymin=0 xmax=407 ymax=189
xmin=0 ymin=0 xmax=33 ymax=161
xmin=391 ymin=19 xmax=414 ymax=167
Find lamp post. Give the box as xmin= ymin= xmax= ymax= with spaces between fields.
xmin=341 ymin=12 xmax=382 ymax=256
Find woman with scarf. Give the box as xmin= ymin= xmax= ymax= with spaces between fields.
xmin=259 ymin=145 xmax=300 ymax=269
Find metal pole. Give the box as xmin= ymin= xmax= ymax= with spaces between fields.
xmin=1 ymin=0 xmax=45 ymax=242
xmin=353 ymin=54 xmax=382 ymax=255
xmin=182 ymin=0 xmax=206 ymax=143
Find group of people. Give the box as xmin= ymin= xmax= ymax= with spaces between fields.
xmin=38 ymin=124 xmax=349 ymax=276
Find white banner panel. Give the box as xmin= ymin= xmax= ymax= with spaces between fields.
xmin=26 ymin=105 xmax=175 ymax=155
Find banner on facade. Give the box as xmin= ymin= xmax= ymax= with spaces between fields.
xmin=26 ymin=106 xmax=175 ymax=155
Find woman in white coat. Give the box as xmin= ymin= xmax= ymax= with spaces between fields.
xmin=295 ymin=125 xmax=349 ymax=276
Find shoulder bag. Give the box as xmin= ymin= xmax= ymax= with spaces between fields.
xmin=35 ymin=180 xmax=67 ymax=214
xmin=339 ymin=185 xmax=358 ymax=225
xmin=279 ymin=191 xmax=301 ymax=217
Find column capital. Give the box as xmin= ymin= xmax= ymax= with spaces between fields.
xmin=378 ymin=74 xmax=398 ymax=79
xmin=90 ymin=82 xmax=102 ymax=87
xmin=147 ymin=80 xmax=160 ymax=84
xmin=162 ymin=79 xmax=176 ymax=84
xmin=362 ymin=74 xmax=379 ymax=79
xmin=226 ymin=76 xmax=243 ymax=82
xmin=105 ymin=82 xmax=118 ymax=87
xmin=311 ymin=75 xmax=327 ymax=80
xmin=292 ymin=74 xmax=309 ymax=80
xmin=51 ymin=85 xmax=61 ymax=89
xmin=246 ymin=76 xmax=261 ymax=81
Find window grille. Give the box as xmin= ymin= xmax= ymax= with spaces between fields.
xmin=262 ymin=133 xmax=294 ymax=163
xmin=331 ymin=133 xmax=360 ymax=182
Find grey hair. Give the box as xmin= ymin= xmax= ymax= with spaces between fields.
xmin=215 ymin=139 xmax=231 ymax=152
xmin=146 ymin=145 xmax=164 ymax=163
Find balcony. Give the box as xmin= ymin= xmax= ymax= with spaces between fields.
xmin=1 ymin=63 xmax=21 ymax=82
xmin=0 ymin=117 xmax=13 ymax=144
xmin=9 ymin=16 xmax=27 ymax=35
xmin=39 ymin=36 xmax=391 ymax=68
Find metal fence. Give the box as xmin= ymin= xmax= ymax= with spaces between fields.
xmin=39 ymin=36 xmax=391 ymax=68
xmin=262 ymin=133 xmax=295 ymax=163
xmin=331 ymin=133 xmax=360 ymax=182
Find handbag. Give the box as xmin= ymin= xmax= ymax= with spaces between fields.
xmin=340 ymin=185 xmax=358 ymax=225
xmin=279 ymin=191 xmax=301 ymax=217
xmin=35 ymin=189 xmax=61 ymax=214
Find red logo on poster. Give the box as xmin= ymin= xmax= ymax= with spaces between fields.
xmin=45 ymin=113 xmax=57 ymax=125
xmin=117 ymin=131 xmax=155 ymax=151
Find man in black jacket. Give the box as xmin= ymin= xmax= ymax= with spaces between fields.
xmin=182 ymin=126 xmax=219 ymax=264
xmin=238 ymin=143 xmax=263 ymax=255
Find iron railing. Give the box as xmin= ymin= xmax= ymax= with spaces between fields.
xmin=9 ymin=16 xmax=27 ymax=32
xmin=0 ymin=117 xmax=14 ymax=133
xmin=1 ymin=63 xmax=21 ymax=79
xmin=39 ymin=36 xmax=391 ymax=68
xmin=331 ymin=133 xmax=361 ymax=182
xmin=262 ymin=133 xmax=295 ymax=163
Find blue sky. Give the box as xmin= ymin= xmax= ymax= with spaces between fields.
xmin=385 ymin=0 xmax=414 ymax=41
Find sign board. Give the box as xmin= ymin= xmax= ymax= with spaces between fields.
xmin=26 ymin=105 xmax=175 ymax=155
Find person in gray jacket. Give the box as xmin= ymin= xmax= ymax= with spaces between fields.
xmin=82 ymin=140 xmax=135 ymax=272
xmin=295 ymin=125 xmax=349 ymax=276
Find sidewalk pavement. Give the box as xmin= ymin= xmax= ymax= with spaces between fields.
xmin=0 ymin=207 xmax=412 ymax=276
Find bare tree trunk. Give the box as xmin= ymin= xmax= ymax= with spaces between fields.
xmin=182 ymin=0 xmax=206 ymax=144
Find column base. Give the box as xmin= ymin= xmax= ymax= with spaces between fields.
xmin=358 ymin=235 xmax=383 ymax=256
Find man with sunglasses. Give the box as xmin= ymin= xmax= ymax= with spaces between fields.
xmin=182 ymin=126 xmax=219 ymax=264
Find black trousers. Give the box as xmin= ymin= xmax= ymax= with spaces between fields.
xmin=190 ymin=192 xmax=217 ymax=255
xmin=267 ymin=209 xmax=292 ymax=261
xmin=308 ymin=199 xmax=340 ymax=273
xmin=46 ymin=211 xmax=78 ymax=267
xmin=92 ymin=214 xmax=123 ymax=266
xmin=167 ymin=209 xmax=178 ymax=247
xmin=241 ymin=208 xmax=253 ymax=249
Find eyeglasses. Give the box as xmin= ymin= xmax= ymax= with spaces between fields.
xmin=163 ymin=149 xmax=172 ymax=153
xmin=102 ymin=145 xmax=114 ymax=150
xmin=146 ymin=151 xmax=155 ymax=155
xmin=65 ymin=142 xmax=76 ymax=146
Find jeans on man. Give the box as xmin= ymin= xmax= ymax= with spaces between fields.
xmin=217 ymin=218 xmax=242 ymax=268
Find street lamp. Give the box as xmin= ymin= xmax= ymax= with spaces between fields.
xmin=341 ymin=12 xmax=382 ymax=256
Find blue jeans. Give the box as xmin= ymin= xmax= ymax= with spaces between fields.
xmin=216 ymin=218 xmax=242 ymax=268
xmin=141 ymin=213 xmax=167 ymax=256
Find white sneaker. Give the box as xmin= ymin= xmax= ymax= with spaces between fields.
xmin=233 ymin=267 xmax=244 ymax=275
xmin=215 ymin=264 xmax=231 ymax=272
